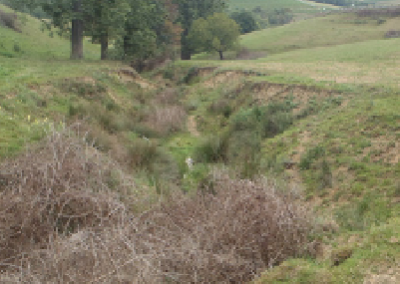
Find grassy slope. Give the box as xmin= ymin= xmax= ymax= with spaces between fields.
xmin=228 ymin=0 xmax=337 ymax=13
xmin=241 ymin=13 xmax=400 ymax=53
xmin=178 ymin=10 xmax=400 ymax=284
xmin=0 ymin=4 xmax=117 ymax=91
xmin=0 ymin=5 xmax=124 ymax=157
xmin=229 ymin=0 xmax=312 ymax=10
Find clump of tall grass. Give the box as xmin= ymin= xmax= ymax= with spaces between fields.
xmin=144 ymin=105 xmax=187 ymax=136
xmin=0 ymin=9 xmax=20 ymax=32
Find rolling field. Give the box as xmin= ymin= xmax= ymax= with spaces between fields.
xmin=228 ymin=0 xmax=338 ymax=18
xmin=180 ymin=8 xmax=400 ymax=283
xmin=228 ymin=0 xmax=312 ymax=11
xmin=241 ymin=13 xmax=400 ymax=53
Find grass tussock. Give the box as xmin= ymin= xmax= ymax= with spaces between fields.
xmin=0 ymin=126 xmax=130 ymax=271
xmin=141 ymin=172 xmax=317 ymax=283
xmin=145 ymin=105 xmax=187 ymax=136
xmin=0 ymin=129 xmax=316 ymax=283
xmin=0 ymin=9 xmax=20 ymax=32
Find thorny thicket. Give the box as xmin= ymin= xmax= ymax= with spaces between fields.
xmin=0 ymin=128 xmax=317 ymax=283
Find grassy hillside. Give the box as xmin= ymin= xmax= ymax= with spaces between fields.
xmin=0 ymin=4 xmax=123 ymax=158
xmin=241 ymin=12 xmax=400 ymax=53
xmin=229 ymin=0 xmax=313 ymax=10
xmin=0 ymin=4 xmax=109 ymax=91
xmin=170 ymin=65 xmax=399 ymax=283
xmin=0 ymin=4 xmax=99 ymax=60
xmin=228 ymin=0 xmax=338 ymax=21
xmin=172 ymin=8 xmax=400 ymax=283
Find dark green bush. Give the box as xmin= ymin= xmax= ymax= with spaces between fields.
xmin=208 ymin=99 xmax=233 ymax=118
xmin=60 ymin=81 xmax=107 ymax=98
xmin=228 ymin=130 xmax=262 ymax=178
xmin=297 ymin=97 xmax=319 ymax=119
xmin=230 ymin=102 xmax=294 ymax=139
xmin=230 ymin=108 xmax=260 ymax=132
xmin=299 ymin=145 xmax=325 ymax=170
xmin=0 ymin=9 xmax=20 ymax=32
xmin=193 ymin=133 xmax=230 ymax=163
xmin=127 ymin=139 xmax=158 ymax=170
xmin=318 ymin=159 xmax=333 ymax=190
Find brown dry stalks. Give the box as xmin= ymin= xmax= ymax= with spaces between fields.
xmin=154 ymin=88 xmax=181 ymax=105
xmin=0 ymin=9 xmax=20 ymax=32
xmin=0 ymin=129 xmax=316 ymax=283
xmin=145 ymin=105 xmax=187 ymax=135
xmin=0 ymin=127 xmax=132 ymax=269
xmin=138 ymin=171 xmax=316 ymax=283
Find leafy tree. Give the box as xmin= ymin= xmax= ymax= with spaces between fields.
xmin=267 ymin=8 xmax=293 ymax=26
xmin=85 ymin=0 xmax=130 ymax=60
xmin=9 ymin=0 xmax=130 ymax=59
xmin=173 ymin=0 xmax=226 ymax=60
xmin=117 ymin=0 xmax=181 ymax=70
xmin=188 ymin=13 xmax=240 ymax=60
xmin=231 ymin=11 xmax=259 ymax=34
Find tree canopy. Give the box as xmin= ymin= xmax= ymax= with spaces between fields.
xmin=188 ymin=13 xmax=240 ymax=60
xmin=7 ymin=0 xmax=180 ymax=61
xmin=231 ymin=11 xmax=259 ymax=34
xmin=172 ymin=0 xmax=226 ymax=60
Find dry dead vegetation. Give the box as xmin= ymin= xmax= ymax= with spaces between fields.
xmin=0 ymin=127 xmax=317 ymax=283
xmin=143 ymin=88 xmax=187 ymax=136
xmin=0 ymin=9 xmax=20 ymax=32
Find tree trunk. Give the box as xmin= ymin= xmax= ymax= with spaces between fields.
xmin=71 ymin=0 xmax=83 ymax=60
xmin=181 ymin=44 xmax=192 ymax=60
xmin=123 ymin=36 xmax=128 ymax=58
xmin=100 ymin=34 xmax=108 ymax=60
xmin=219 ymin=51 xmax=224 ymax=60
xmin=180 ymin=31 xmax=191 ymax=60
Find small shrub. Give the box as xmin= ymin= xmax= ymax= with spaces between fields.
xmin=0 ymin=127 xmax=128 ymax=270
xmin=162 ymin=62 xmax=178 ymax=80
xmin=181 ymin=66 xmax=200 ymax=84
xmin=13 ymin=42 xmax=21 ymax=53
xmin=393 ymin=181 xmax=400 ymax=197
xmin=127 ymin=138 xmax=158 ymax=170
xmin=193 ymin=132 xmax=230 ymax=163
xmin=154 ymin=88 xmax=180 ymax=105
xmin=119 ymin=171 xmax=318 ymax=283
xmin=85 ymin=126 xmax=114 ymax=151
xmin=318 ymin=159 xmax=333 ymax=190
xmin=227 ymin=130 xmax=262 ymax=178
xmin=97 ymin=110 xmax=131 ymax=133
xmin=144 ymin=105 xmax=187 ymax=136
xmin=0 ymin=10 xmax=20 ymax=32
xmin=299 ymin=145 xmax=325 ymax=170
xmin=208 ymin=99 xmax=233 ymax=118
xmin=230 ymin=107 xmax=260 ymax=132
xmin=68 ymin=102 xmax=87 ymax=118
xmin=131 ymin=123 xmax=160 ymax=138
xmin=376 ymin=17 xmax=386 ymax=25
xmin=60 ymin=80 xmax=107 ymax=98
xmin=150 ymin=148 xmax=181 ymax=184
xmin=331 ymin=247 xmax=353 ymax=266
xmin=261 ymin=110 xmax=293 ymax=138
xmin=297 ymin=97 xmax=319 ymax=119
xmin=231 ymin=102 xmax=294 ymax=138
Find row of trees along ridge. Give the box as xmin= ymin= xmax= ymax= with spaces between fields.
xmin=7 ymin=0 xmax=231 ymax=61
